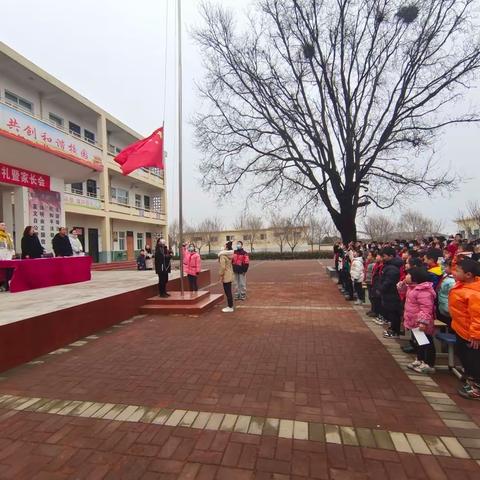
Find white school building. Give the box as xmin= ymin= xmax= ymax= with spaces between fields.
xmin=0 ymin=42 xmax=167 ymax=262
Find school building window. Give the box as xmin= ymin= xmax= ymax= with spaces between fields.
xmin=144 ymin=195 xmax=151 ymax=211
xmin=111 ymin=187 xmax=129 ymax=205
xmin=5 ymin=90 xmax=33 ymax=113
xmin=137 ymin=232 xmax=143 ymax=250
xmin=48 ymin=112 xmax=64 ymax=128
xmin=84 ymin=129 xmax=95 ymax=144
xmin=118 ymin=231 xmax=126 ymax=251
xmin=69 ymin=121 xmax=81 ymax=137
xmin=260 ymin=234 xmax=267 ymax=240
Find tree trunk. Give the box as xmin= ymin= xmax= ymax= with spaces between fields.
xmin=332 ymin=205 xmax=357 ymax=243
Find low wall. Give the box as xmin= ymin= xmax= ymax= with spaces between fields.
xmin=0 ymin=270 xmax=211 ymax=373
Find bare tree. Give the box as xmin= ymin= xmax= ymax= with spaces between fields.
xmin=456 ymin=210 xmax=473 ymax=239
xmin=467 ymin=201 xmax=480 ymax=229
xmin=235 ymin=214 xmax=264 ymax=252
xmin=398 ymin=210 xmax=443 ymax=238
xmin=168 ymin=219 xmax=179 ymax=255
xmin=305 ymin=215 xmax=332 ymax=251
xmin=457 ymin=201 xmax=480 ymax=239
xmin=195 ymin=0 xmax=480 ymax=242
xmin=195 ymin=217 xmax=223 ymax=253
xmin=270 ymin=213 xmax=289 ymax=253
xmin=362 ymin=215 xmax=396 ymax=241
xmin=285 ymin=215 xmax=305 ymax=253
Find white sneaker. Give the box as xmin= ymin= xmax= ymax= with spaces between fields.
xmin=355 ymin=299 xmax=362 ymax=305
xmin=222 ymin=307 xmax=234 ymax=313
xmin=407 ymin=360 xmax=422 ymax=370
xmin=413 ymin=361 xmax=435 ymax=374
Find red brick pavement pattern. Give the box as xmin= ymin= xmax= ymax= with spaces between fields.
xmin=0 ymin=410 xmax=479 ymax=480
xmin=0 ymin=260 xmax=479 ymax=479
xmin=0 ymin=261 xmax=448 ymax=434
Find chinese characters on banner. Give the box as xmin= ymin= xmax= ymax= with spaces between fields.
xmin=28 ymin=189 xmax=62 ymax=248
xmin=0 ymin=102 xmax=102 ymax=166
xmin=0 ymin=162 xmax=50 ymax=190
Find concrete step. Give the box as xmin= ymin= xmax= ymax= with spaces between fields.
xmin=140 ymin=293 xmax=224 ymax=315
xmin=145 ymin=291 xmax=210 ymax=305
xmin=92 ymin=261 xmax=137 ymax=271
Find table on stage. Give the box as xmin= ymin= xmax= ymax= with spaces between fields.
xmin=0 ymin=256 xmax=92 ymax=293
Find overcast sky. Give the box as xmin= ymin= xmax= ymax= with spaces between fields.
xmin=2 ymin=0 xmax=479 ymax=233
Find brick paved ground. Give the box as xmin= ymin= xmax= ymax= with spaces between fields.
xmin=0 ymin=260 xmax=479 ymax=479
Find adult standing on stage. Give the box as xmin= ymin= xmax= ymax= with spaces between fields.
xmin=155 ymin=238 xmax=172 ymax=298
xmin=145 ymin=245 xmax=154 ymax=270
xmin=69 ymin=228 xmax=84 ymax=256
xmin=52 ymin=227 xmax=73 ymax=257
xmin=0 ymin=221 xmax=15 ymax=292
xmin=21 ymin=226 xmax=45 ymax=259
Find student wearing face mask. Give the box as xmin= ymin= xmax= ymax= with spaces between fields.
xmin=232 ymin=241 xmax=250 ymax=300
xmin=183 ymin=243 xmax=201 ymax=291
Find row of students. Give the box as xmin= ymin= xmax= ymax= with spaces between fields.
xmin=337 ymin=237 xmax=480 ymax=400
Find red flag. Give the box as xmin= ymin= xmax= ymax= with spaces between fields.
xmin=114 ymin=127 xmax=164 ymax=175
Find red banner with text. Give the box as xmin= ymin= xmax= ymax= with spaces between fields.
xmin=0 ymin=162 xmax=50 ymax=190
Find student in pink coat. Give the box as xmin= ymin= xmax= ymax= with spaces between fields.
xmin=183 ymin=243 xmax=202 ymax=291
xmin=403 ymin=267 xmax=437 ymax=374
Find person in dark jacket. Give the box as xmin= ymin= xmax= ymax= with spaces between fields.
xmin=369 ymin=252 xmax=384 ymax=322
xmin=52 ymin=227 xmax=73 ymax=257
xmin=379 ymin=247 xmax=403 ymax=338
xmin=137 ymin=249 xmax=147 ymax=270
xmin=21 ymin=226 xmax=44 ymax=259
xmin=155 ymin=238 xmax=172 ymax=297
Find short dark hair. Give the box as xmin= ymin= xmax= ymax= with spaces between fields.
xmin=226 ymin=241 xmax=233 ymax=250
xmin=408 ymin=257 xmax=424 ymax=269
xmin=458 ymin=258 xmax=480 ymax=276
xmin=409 ymin=267 xmax=430 ymax=284
xmin=426 ymin=248 xmax=442 ymax=262
xmin=23 ymin=226 xmax=33 ymax=237
xmin=382 ymin=247 xmax=396 ymax=257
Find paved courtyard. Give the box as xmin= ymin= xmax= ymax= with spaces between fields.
xmin=0 ymin=260 xmax=480 ymax=479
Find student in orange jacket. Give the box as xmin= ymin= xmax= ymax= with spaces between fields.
xmin=449 ymin=258 xmax=480 ymax=400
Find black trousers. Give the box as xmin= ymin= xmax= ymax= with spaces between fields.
xmin=188 ymin=274 xmax=198 ymax=292
xmin=414 ymin=334 xmax=436 ymax=367
xmin=354 ymin=282 xmax=365 ymax=302
xmin=371 ymin=297 xmax=382 ymax=315
xmin=383 ymin=304 xmax=402 ymax=334
xmin=456 ymin=334 xmax=480 ymax=382
xmin=158 ymin=272 xmax=168 ymax=295
xmin=223 ymin=282 xmax=233 ymax=308
xmin=2 ymin=268 xmax=13 ymax=291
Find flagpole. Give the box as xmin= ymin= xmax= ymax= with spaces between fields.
xmin=177 ymin=0 xmax=184 ymax=296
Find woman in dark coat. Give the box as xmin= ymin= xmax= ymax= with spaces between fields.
xmin=155 ymin=238 xmax=172 ymax=298
xmin=21 ymin=226 xmax=45 ymax=259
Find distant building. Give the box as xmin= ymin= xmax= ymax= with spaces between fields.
xmin=456 ymin=218 xmax=480 ymax=240
xmin=184 ymin=226 xmax=331 ymax=254
xmin=0 ymin=42 xmax=167 ymax=262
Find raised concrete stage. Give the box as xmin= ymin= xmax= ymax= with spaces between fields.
xmin=140 ymin=290 xmax=223 ymax=315
xmin=0 ymin=269 xmax=213 ymax=373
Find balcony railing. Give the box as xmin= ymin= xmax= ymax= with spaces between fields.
xmin=0 ymin=98 xmax=103 ymax=168
xmin=109 ymin=200 xmax=165 ymax=220
xmin=64 ymin=191 xmax=103 ymax=210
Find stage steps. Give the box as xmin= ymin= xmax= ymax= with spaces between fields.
xmin=139 ymin=291 xmax=224 ymax=315
xmin=92 ymin=261 xmax=137 ymax=271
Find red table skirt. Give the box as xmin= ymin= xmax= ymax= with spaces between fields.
xmin=0 ymin=256 xmax=92 ymax=293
